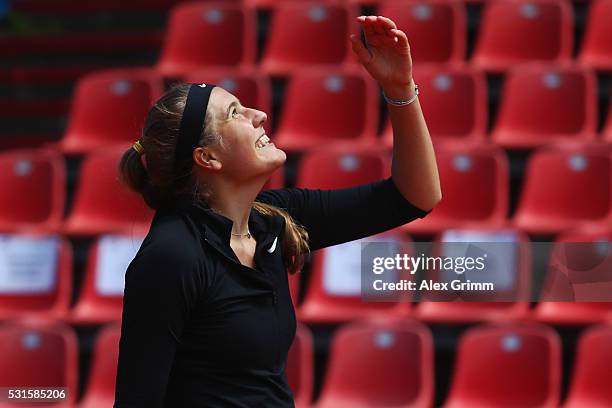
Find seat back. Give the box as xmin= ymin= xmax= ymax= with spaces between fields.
xmin=275 ymin=70 xmax=378 ymax=150
xmin=0 ymin=149 xmax=65 ymax=232
xmin=377 ymin=0 xmax=466 ymax=63
xmin=64 ymin=148 xmax=153 ymax=235
xmin=404 ymin=143 xmax=509 ymax=233
xmin=317 ymin=320 xmax=434 ymax=407
xmin=61 ymin=68 xmax=163 ymax=153
xmin=492 ymin=64 xmax=597 ymax=148
xmin=445 ymin=324 xmax=561 ymax=407
xmin=79 ymin=324 xmax=121 ymax=408
xmin=385 ymin=65 xmax=487 ymax=143
xmin=513 ymin=143 xmax=612 ymax=233
xmin=157 ymin=2 xmax=256 ymax=76
xmin=0 ymin=234 xmax=72 ymax=320
xmin=0 ymin=319 xmax=78 ymax=403
xmin=473 ymin=0 xmax=573 ymax=71
xmin=261 ymin=2 xmax=358 ymax=74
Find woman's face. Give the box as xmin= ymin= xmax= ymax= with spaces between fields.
xmin=201 ymin=87 xmax=286 ymax=182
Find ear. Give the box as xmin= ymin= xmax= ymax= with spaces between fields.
xmin=193 ymin=147 xmax=222 ymax=171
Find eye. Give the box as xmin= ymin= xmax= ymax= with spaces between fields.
xmin=230 ymin=106 xmax=241 ymax=119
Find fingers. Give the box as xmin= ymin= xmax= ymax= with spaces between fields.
xmin=378 ymin=16 xmax=398 ymax=32
xmin=349 ymin=34 xmax=372 ymax=65
xmin=369 ymin=16 xmax=386 ymax=36
xmin=356 ymin=15 xmax=405 ymax=43
xmin=357 ymin=15 xmax=377 ymax=39
xmin=391 ymin=28 xmax=409 ymax=48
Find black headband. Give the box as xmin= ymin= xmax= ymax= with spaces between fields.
xmin=176 ymin=83 xmax=216 ymax=169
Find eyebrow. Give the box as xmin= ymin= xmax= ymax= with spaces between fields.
xmin=226 ymin=100 xmax=241 ymax=119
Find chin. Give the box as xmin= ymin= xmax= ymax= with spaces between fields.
xmin=274 ymin=148 xmax=287 ymax=163
xmin=272 ymin=149 xmax=287 ymax=171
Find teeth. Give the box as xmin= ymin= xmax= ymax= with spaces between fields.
xmin=255 ymin=134 xmax=271 ymax=149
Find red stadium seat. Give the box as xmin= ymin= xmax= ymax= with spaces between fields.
xmin=402 ymin=143 xmax=509 ymax=234
xmin=184 ymin=69 xmax=272 ymax=129
xmin=0 ymin=149 xmax=65 ymax=233
xmin=472 ymin=0 xmax=573 ymax=72
xmin=71 ymin=234 xmax=145 ymax=325
xmin=417 ymin=228 xmax=532 ymax=323
xmin=288 ymin=272 xmax=300 ymax=309
xmin=0 ymin=234 xmax=72 ymax=321
xmin=533 ymin=224 xmax=612 ymax=324
xmin=578 ymin=0 xmax=612 ymax=70
xmin=563 ymin=325 xmax=612 ymax=408
xmin=58 ymin=69 xmax=164 ymax=155
xmin=273 ymin=70 xmax=378 ymax=151
xmin=78 ymin=324 xmax=121 ymax=408
xmin=0 ymin=319 xmax=78 ymax=408
xmin=316 ymin=320 xmax=434 ymax=408
xmin=444 ymin=324 xmax=561 ymax=408
xmin=260 ymin=2 xmax=358 ymax=75
xmin=156 ymin=2 xmax=256 ymax=77
xmin=492 ymin=64 xmax=597 ymax=148
xmin=286 ymin=324 xmax=314 ymax=408
xmin=376 ymin=0 xmax=466 ymax=63
xmin=63 ymin=149 xmax=154 ymax=236
xmin=384 ymin=65 xmax=487 ymax=145
xmin=296 ymin=148 xmax=413 ymax=322
xmin=296 ymin=147 xmax=390 ymax=189
xmin=298 ymin=230 xmax=413 ymax=323
xmin=513 ymin=143 xmax=612 ymax=234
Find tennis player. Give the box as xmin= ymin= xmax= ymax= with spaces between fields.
xmin=113 ymin=15 xmax=441 ymax=407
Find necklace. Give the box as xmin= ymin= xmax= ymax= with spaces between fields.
xmin=231 ymin=228 xmax=252 ymax=239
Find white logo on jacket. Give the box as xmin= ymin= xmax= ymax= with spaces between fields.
xmin=267 ymin=237 xmax=278 ymax=253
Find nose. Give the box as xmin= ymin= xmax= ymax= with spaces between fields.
xmin=251 ymin=108 xmax=267 ymax=129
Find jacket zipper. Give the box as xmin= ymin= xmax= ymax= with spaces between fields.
xmin=202 ymin=234 xmax=281 ymax=367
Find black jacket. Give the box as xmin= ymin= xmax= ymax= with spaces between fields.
xmin=113 ymin=177 xmax=431 ymax=408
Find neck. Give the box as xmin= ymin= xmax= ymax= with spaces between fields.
xmin=206 ymin=176 xmax=266 ymax=235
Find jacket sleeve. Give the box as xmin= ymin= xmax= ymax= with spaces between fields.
xmin=256 ymin=176 xmax=432 ymax=251
xmin=113 ymin=237 xmax=203 ymax=408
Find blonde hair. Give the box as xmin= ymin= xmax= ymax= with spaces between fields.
xmin=118 ymin=83 xmax=309 ymax=273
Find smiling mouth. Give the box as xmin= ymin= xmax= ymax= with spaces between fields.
xmin=255 ymin=134 xmax=272 ymax=149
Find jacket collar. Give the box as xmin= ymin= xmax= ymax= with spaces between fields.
xmin=176 ymin=201 xmax=284 ymax=263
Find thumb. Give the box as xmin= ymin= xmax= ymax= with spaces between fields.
xmin=350 ymin=34 xmax=372 ymax=66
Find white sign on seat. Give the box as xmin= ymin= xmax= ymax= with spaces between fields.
xmin=323 ymin=236 xmax=400 ymax=297
xmin=95 ymin=234 xmax=144 ymax=296
xmin=0 ymin=234 xmax=59 ymax=294
xmin=440 ymin=229 xmax=519 ymax=291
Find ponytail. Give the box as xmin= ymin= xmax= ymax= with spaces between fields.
xmin=118 ymin=145 xmax=168 ymax=210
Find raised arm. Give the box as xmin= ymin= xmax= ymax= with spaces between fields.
xmin=257 ymin=177 xmax=431 ymax=251
xmin=114 ymin=237 xmax=202 ymax=408
xmin=350 ymin=15 xmax=442 ymax=211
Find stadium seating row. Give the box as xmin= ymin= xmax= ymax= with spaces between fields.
xmin=1 ymin=143 xmax=610 ymax=236
xmin=39 ymin=64 xmax=612 ymax=156
xmin=155 ymin=0 xmax=612 ymax=75
xmin=1 ymin=319 xmax=610 ymax=407
xmin=1 ymin=223 xmax=610 ymax=325
xmin=4 ymin=0 xmax=611 ymax=150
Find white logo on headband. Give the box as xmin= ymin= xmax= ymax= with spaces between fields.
xmin=198 ymin=84 xmax=207 ymax=88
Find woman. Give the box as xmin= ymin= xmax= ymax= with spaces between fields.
xmin=114 ymin=15 xmax=441 ymax=408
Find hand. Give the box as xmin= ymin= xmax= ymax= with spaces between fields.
xmin=350 ymin=16 xmax=415 ymax=100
